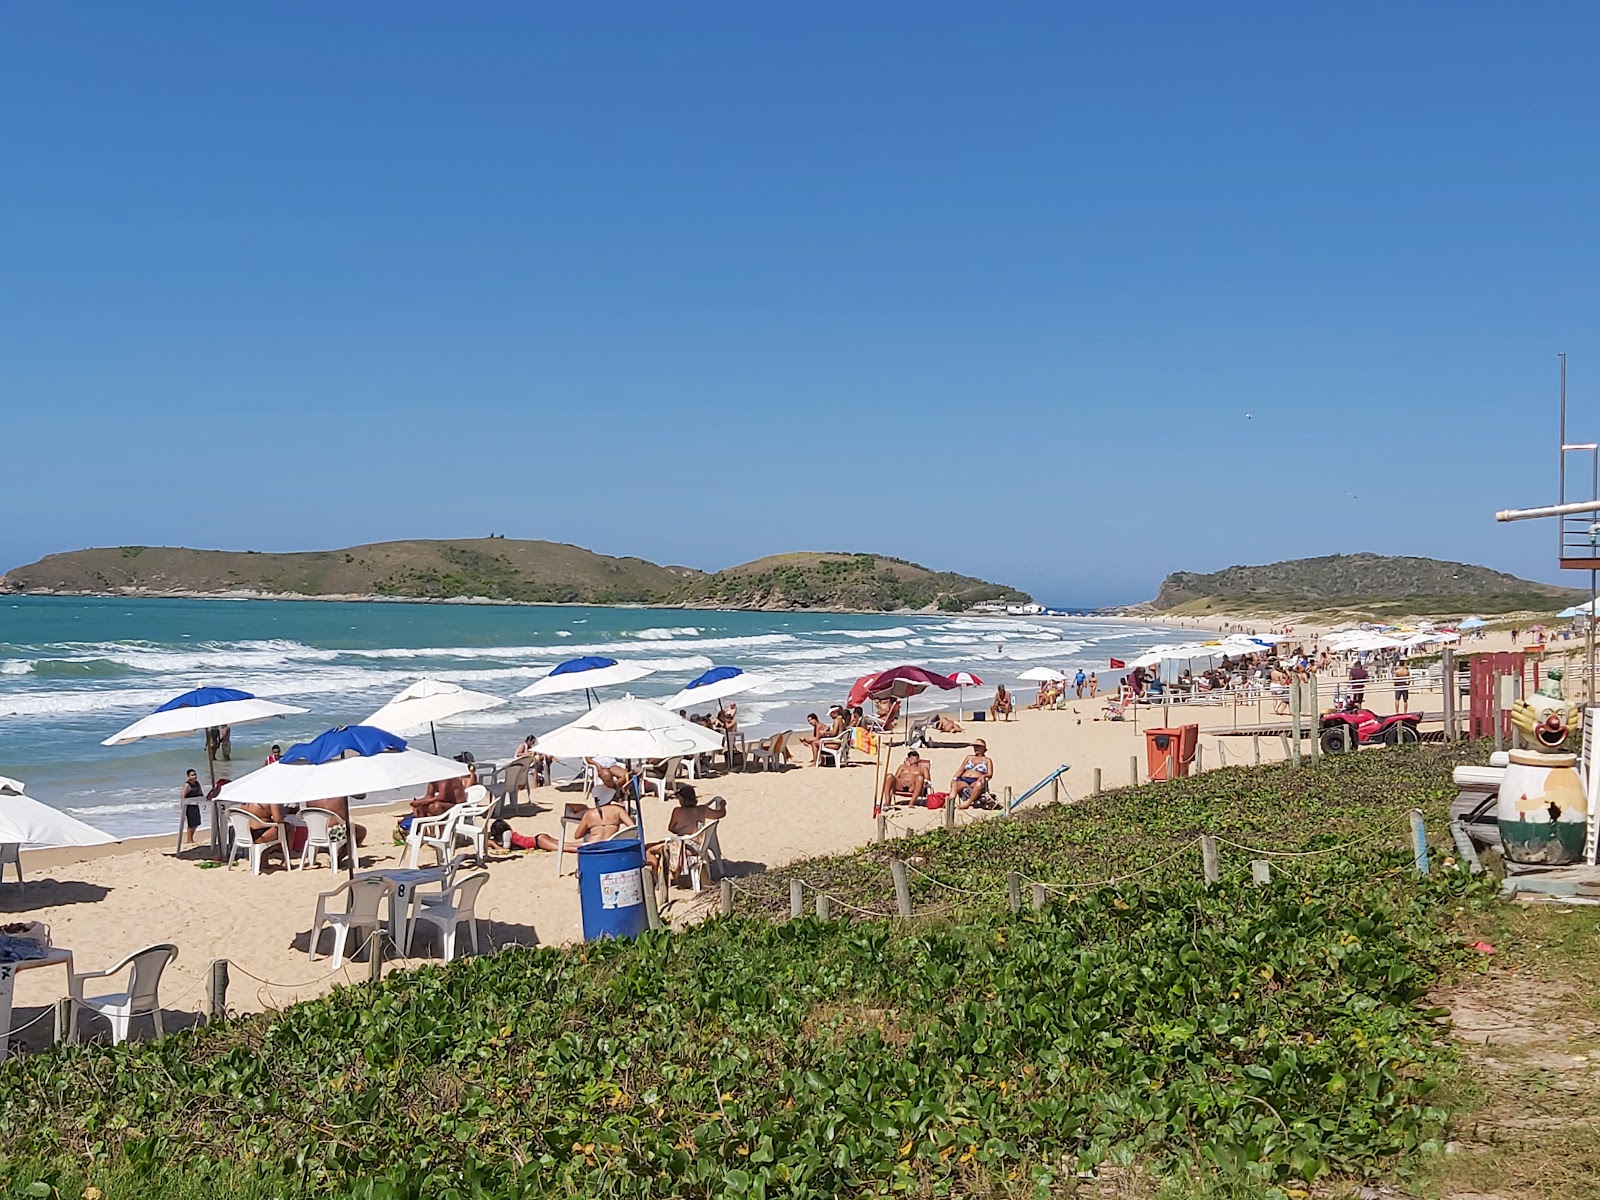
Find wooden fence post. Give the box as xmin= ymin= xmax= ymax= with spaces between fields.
xmin=641 ymin=867 xmax=664 ymax=931
xmin=1441 ymin=647 xmax=1457 ymax=743
xmin=1030 ymin=882 xmax=1047 ymax=912
xmin=206 ymin=958 xmax=230 ymax=1024
xmin=54 ymin=996 xmax=72 ymax=1045
xmin=1130 ymin=755 xmax=1139 ymax=787
xmin=943 ymin=795 xmax=955 ymax=829
xmin=1201 ymin=835 xmax=1219 ymax=885
xmin=368 ymin=930 xmax=384 ymax=984
xmin=1195 ymin=744 xmax=1204 ymax=773
xmin=1092 ymin=767 xmax=1102 ymax=796
xmin=1052 ymin=775 xmax=1060 ymax=804
xmin=816 ymin=893 xmax=832 ymax=921
xmin=790 ymin=878 xmax=804 ymax=920
xmin=1253 ymin=735 xmax=1261 ymax=766
xmin=890 ymin=860 xmax=912 ymax=917
xmin=1289 ymin=683 xmax=1304 ymax=768
xmin=1250 ymin=860 xmax=1271 ymax=886
xmin=876 ymin=813 xmax=887 ymax=844
xmin=719 ymin=878 xmax=734 ymax=916
xmin=1413 ymin=810 xmax=1432 ymax=874
xmin=1002 ymin=786 xmax=1014 ymax=818
xmin=1007 ymin=871 xmax=1022 ymax=913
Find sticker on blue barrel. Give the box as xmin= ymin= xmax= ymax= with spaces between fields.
xmin=599 ymin=868 xmax=643 ymax=909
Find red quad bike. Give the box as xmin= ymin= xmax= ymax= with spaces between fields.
xmin=1319 ymin=699 xmax=1422 ymax=752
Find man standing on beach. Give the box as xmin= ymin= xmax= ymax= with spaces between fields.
xmin=1348 ymin=660 xmax=1368 ymax=709
xmin=1074 ymin=669 xmax=1087 ymax=699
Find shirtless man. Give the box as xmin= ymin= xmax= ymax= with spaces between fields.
xmin=989 ymin=686 xmax=1014 ymax=723
xmin=645 ymin=785 xmax=727 ymax=878
xmin=952 ymin=740 xmax=996 ymax=809
xmin=410 ymin=774 xmax=467 ymax=821
xmin=233 ymin=800 xmax=288 ymax=846
xmin=880 ymin=750 xmax=932 ymax=806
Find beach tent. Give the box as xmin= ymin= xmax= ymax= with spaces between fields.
xmin=0 ymin=776 xmax=115 ymax=850
xmin=362 ymin=678 xmax=506 ymax=753
xmin=1558 ymin=601 xmax=1595 ymax=618
xmin=659 ymin=666 xmax=771 ymax=711
xmin=1458 ymin=617 xmax=1487 ymax=630
xmin=516 ymin=656 xmax=654 ymax=708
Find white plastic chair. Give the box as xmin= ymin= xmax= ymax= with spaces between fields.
xmin=68 ymin=943 xmax=178 ymax=1044
xmin=224 ymin=809 xmax=293 ymax=875
xmin=747 ymin=732 xmax=791 ymax=772
xmin=406 ymin=871 xmax=489 ymax=960
xmin=643 ymin=757 xmax=683 ymax=802
xmin=0 ymin=842 xmax=21 ymax=886
xmin=309 ymin=877 xmax=390 ymax=969
xmin=818 ymin=737 xmax=850 ymax=768
xmin=296 ymin=808 xmax=346 ymax=871
xmin=664 ymin=818 xmax=724 ymax=892
xmin=406 ymin=802 xmax=488 ymax=869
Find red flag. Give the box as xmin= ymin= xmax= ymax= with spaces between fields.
xmin=1109 ymin=658 xmax=1126 ymax=669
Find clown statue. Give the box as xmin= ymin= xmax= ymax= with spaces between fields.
xmin=1499 ymin=668 xmax=1589 ymax=865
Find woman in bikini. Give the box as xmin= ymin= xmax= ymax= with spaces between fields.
xmin=952 ymin=740 xmax=995 ymax=808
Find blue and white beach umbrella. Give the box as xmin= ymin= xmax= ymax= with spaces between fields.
xmin=1458 ymin=617 xmax=1488 ymax=630
xmin=217 ymin=725 xmax=470 ymax=809
xmin=515 ymin=656 xmax=655 ymax=707
xmin=102 ymin=686 xmax=308 ymax=747
xmin=659 ymin=665 xmax=771 ymax=711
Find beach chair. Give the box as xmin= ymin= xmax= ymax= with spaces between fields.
xmin=309 ymin=877 xmax=389 ymax=969
xmin=643 ymin=756 xmax=684 ymax=801
xmin=223 ymin=808 xmax=293 ymax=875
xmin=0 ymin=842 xmax=21 ymax=887
xmin=296 ymin=808 xmax=347 ymax=871
xmin=67 ymin=943 xmax=178 ymax=1045
xmin=746 ymin=731 xmax=791 ymax=772
xmin=818 ymin=737 xmax=849 ymax=768
xmin=406 ymin=802 xmax=488 ymax=869
xmin=554 ymin=811 xmax=636 ymax=878
xmin=663 ymin=819 xmax=724 ymax=892
xmin=406 ymin=871 xmax=489 ymax=961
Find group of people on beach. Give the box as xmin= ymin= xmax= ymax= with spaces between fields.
xmin=879 ymin=739 xmax=997 ymax=810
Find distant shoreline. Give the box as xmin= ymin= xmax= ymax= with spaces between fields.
xmin=1 ymin=586 xmax=1124 ymax=619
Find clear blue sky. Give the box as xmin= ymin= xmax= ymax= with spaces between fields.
xmin=4 ymin=4 xmax=1597 ymax=605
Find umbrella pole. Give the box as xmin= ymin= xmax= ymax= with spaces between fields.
xmin=430 ymin=722 xmax=439 ymax=755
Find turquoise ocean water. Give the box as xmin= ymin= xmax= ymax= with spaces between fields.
xmin=0 ymin=596 xmax=1180 ymax=838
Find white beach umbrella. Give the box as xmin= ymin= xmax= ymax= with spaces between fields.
xmin=217 ymin=725 xmax=470 ymax=809
xmin=103 ymin=686 xmax=308 ymax=747
xmin=659 ymin=666 xmax=770 ymax=711
xmin=516 ymin=656 xmax=655 ymax=706
xmin=534 ymin=697 xmax=725 ymax=761
xmin=362 ymin=678 xmax=507 ymax=752
xmin=0 ymin=776 xmax=115 ymax=848
xmin=1017 ymin=667 xmax=1068 ymax=682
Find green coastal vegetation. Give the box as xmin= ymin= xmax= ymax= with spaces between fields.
xmin=1146 ymin=552 xmax=1580 ymax=620
xmin=0 ymin=541 xmax=1028 ymax=613
xmin=7 ymin=744 xmax=1590 ymax=1199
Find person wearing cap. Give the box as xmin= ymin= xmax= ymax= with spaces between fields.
xmin=952 ymin=740 xmax=996 ymax=809
xmin=880 ymin=750 xmax=931 ymax=806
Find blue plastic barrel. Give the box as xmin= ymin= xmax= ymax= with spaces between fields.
xmin=575 ymin=837 xmax=648 ymax=941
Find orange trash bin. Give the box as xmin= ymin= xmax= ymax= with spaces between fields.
xmin=1145 ymin=728 xmax=1181 ymax=781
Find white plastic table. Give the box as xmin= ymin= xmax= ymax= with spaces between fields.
xmin=353 ymin=866 xmax=447 ymax=946
xmin=0 ymin=947 xmax=73 ymax=1063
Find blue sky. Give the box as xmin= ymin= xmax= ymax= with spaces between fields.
xmin=4 ymin=4 xmax=1597 ymax=605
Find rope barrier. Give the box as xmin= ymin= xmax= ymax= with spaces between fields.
xmin=1211 ymin=812 xmax=1414 ymax=860
xmin=901 ymin=861 xmax=1001 ymax=899
xmin=790 ymin=877 xmax=891 ymax=918
xmin=1024 ymin=841 xmax=1197 ymax=896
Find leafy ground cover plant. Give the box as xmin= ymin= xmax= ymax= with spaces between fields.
xmin=0 ymin=746 xmax=1493 ymax=1199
